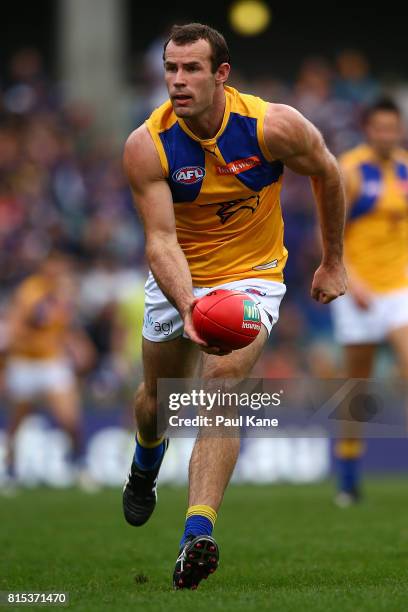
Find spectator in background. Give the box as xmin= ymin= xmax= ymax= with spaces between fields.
xmin=290 ymin=57 xmax=358 ymax=154
xmin=143 ymin=30 xmax=171 ymax=112
xmin=334 ymin=49 xmax=380 ymax=107
xmin=2 ymin=48 xmax=57 ymax=115
xmin=78 ymin=256 xmax=145 ymax=399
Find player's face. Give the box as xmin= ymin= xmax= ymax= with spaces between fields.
xmin=42 ymin=258 xmax=68 ymax=279
xmin=164 ymin=39 xmax=221 ymax=118
xmin=365 ymin=111 xmax=402 ymax=158
xmin=42 ymin=258 xmax=77 ymax=302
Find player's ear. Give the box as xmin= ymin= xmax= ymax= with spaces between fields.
xmin=215 ymin=62 xmax=230 ymax=85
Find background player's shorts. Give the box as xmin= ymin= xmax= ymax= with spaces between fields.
xmin=331 ymin=287 xmax=408 ymax=345
xmin=5 ymin=358 xmax=75 ymax=400
xmin=142 ymin=272 xmax=287 ymax=342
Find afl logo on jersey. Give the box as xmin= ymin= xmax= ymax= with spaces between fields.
xmin=173 ymin=166 xmax=206 ymax=184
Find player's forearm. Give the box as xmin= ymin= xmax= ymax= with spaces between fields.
xmin=6 ymin=311 xmax=25 ymax=347
xmin=311 ymin=163 xmax=346 ymax=265
xmin=146 ymin=236 xmax=194 ymax=316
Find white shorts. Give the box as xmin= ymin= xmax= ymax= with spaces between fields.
xmin=5 ymin=358 xmax=75 ymax=401
xmin=142 ymin=272 xmax=287 ymax=342
xmin=331 ymin=287 xmax=408 ymax=345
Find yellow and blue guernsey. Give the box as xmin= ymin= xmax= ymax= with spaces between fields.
xmin=10 ymin=275 xmax=71 ymax=359
xmin=146 ymin=85 xmax=287 ymax=287
xmin=340 ymin=144 xmax=408 ymax=293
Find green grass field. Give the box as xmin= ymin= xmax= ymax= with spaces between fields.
xmin=1 ymin=479 xmax=408 ymax=611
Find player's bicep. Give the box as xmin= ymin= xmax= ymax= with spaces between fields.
xmin=132 ymin=179 xmax=177 ymax=241
xmin=123 ymin=126 xmax=177 ymax=243
xmin=264 ymin=104 xmax=337 ymax=177
xmin=284 ymin=122 xmax=336 ymax=177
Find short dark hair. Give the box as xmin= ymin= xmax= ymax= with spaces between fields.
xmin=163 ymin=23 xmax=230 ymax=73
xmin=363 ymin=97 xmax=401 ymax=124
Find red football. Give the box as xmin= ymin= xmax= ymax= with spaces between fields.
xmin=192 ymin=289 xmax=262 ymax=351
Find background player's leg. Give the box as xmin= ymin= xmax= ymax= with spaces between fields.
xmin=46 ymin=385 xmax=97 ymax=489
xmin=344 ymin=344 xmax=377 ymax=378
xmin=388 ymin=326 xmax=408 ymax=438
xmin=186 ymin=327 xmax=268 ymax=515
xmin=335 ymin=343 xmax=377 ymax=505
xmin=46 ymin=386 xmax=83 ymax=461
xmin=5 ymin=400 xmax=33 ymax=481
xmin=388 ymin=325 xmax=408 ymax=378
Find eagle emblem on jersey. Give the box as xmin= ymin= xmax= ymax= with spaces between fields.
xmin=199 ymin=195 xmax=260 ymax=224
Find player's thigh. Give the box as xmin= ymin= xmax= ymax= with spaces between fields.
xmin=7 ymin=400 xmax=33 ymax=435
xmin=343 ymin=344 xmax=377 ymax=378
xmin=201 ymin=325 xmax=268 ymax=379
xmin=142 ymin=336 xmax=201 ymax=398
xmin=46 ymin=386 xmax=81 ymax=428
xmin=388 ymin=325 xmax=408 ymax=378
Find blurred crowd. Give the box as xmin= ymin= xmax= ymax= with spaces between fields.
xmin=0 ymin=49 xmax=146 ymax=399
xmin=0 ymin=46 xmax=405 ymax=399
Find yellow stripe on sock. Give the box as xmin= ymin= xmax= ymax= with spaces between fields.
xmin=186 ymin=504 xmax=217 ymax=526
xmin=136 ymin=432 xmax=164 ymax=449
xmin=335 ymin=439 xmax=365 ymax=459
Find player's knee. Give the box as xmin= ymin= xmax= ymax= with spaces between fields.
xmin=57 ymin=415 xmax=79 ymax=435
xmin=202 ymin=362 xmax=242 ymax=380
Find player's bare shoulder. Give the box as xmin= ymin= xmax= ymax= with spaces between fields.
xmin=263 ymin=103 xmax=323 ymax=161
xmin=123 ymin=125 xmax=164 ymax=191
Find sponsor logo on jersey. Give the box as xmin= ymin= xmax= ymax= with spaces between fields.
xmin=216 ymin=156 xmax=261 ymax=176
xmin=398 ymin=177 xmax=408 ymax=196
xmin=173 ymin=166 xmax=205 ymax=184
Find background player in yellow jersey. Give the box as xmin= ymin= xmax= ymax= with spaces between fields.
xmin=331 ymin=98 xmax=408 ymax=506
xmin=4 ymin=252 xmax=93 ymax=489
xmin=122 ymin=23 xmax=347 ymax=589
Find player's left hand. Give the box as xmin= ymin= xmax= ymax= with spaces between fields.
xmin=310 ymin=261 xmax=347 ymax=304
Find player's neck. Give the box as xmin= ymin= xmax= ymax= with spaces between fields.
xmin=369 ymin=145 xmax=395 ymax=164
xmin=183 ymin=88 xmax=226 ymax=140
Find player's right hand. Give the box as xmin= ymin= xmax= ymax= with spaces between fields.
xmin=183 ymin=300 xmax=232 ymax=356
